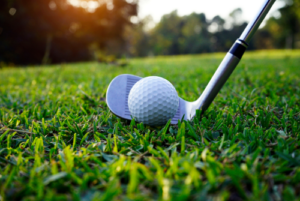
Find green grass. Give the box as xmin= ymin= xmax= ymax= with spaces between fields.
xmin=0 ymin=50 xmax=300 ymax=201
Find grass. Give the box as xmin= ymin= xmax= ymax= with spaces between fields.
xmin=0 ymin=50 xmax=300 ymax=201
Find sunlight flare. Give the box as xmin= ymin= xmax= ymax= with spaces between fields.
xmin=68 ymin=0 xmax=100 ymax=12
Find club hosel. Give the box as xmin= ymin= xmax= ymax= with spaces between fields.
xmin=197 ymin=39 xmax=248 ymax=113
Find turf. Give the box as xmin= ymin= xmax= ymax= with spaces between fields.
xmin=0 ymin=50 xmax=300 ymax=201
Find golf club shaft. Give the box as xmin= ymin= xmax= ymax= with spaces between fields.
xmin=197 ymin=0 xmax=276 ymax=112
xmin=240 ymin=0 xmax=276 ymax=44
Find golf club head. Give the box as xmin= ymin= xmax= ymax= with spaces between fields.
xmin=106 ymin=74 xmax=192 ymax=125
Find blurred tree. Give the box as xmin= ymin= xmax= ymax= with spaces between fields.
xmin=148 ymin=11 xmax=214 ymax=55
xmin=0 ymin=0 xmax=137 ymax=65
xmin=126 ymin=1 xmax=300 ymax=54
xmin=149 ymin=11 xmax=184 ymax=55
xmin=125 ymin=9 xmax=250 ymax=57
xmin=252 ymin=29 xmax=274 ymax=49
xmin=276 ymin=3 xmax=299 ymax=48
xmin=229 ymin=8 xmax=243 ymax=26
xmin=256 ymin=0 xmax=300 ymax=49
xmin=180 ymin=13 xmax=211 ymax=54
xmin=210 ymin=13 xmax=247 ymax=52
xmin=293 ymin=0 xmax=300 ymax=19
xmin=123 ymin=16 xmax=153 ymax=57
xmin=211 ymin=16 xmax=225 ymax=32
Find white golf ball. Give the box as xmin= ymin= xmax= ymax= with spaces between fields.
xmin=128 ymin=76 xmax=179 ymax=126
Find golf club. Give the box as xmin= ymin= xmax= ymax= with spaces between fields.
xmin=106 ymin=0 xmax=276 ymax=124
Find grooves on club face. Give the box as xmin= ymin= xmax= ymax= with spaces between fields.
xmin=106 ymin=74 xmax=183 ymax=125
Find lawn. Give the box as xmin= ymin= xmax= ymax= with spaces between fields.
xmin=0 ymin=50 xmax=300 ymax=200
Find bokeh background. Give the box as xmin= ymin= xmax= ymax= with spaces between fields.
xmin=0 ymin=0 xmax=299 ymax=66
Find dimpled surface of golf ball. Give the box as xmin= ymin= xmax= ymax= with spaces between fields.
xmin=128 ymin=76 xmax=179 ymax=126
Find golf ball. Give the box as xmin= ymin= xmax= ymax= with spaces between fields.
xmin=128 ymin=76 xmax=179 ymax=126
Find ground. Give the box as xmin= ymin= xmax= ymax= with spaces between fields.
xmin=0 ymin=50 xmax=300 ymax=200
